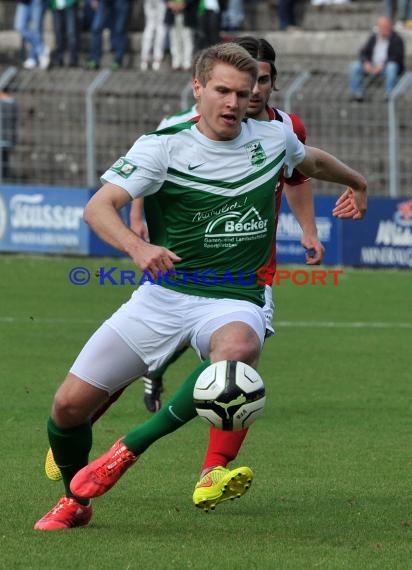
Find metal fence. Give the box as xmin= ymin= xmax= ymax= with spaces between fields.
xmin=0 ymin=64 xmax=411 ymax=196
xmin=0 ymin=66 xmax=191 ymax=188
xmin=272 ymin=68 xmax=412 ymax=197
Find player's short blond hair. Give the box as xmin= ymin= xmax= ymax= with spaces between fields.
xmin=195 ymin=43 xmax=258 ymax=88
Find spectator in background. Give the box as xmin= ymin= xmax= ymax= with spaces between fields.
xmin=14 ymin=0 xmax=50 ymax=69
xmin=386 ymin=0 xmax=412 ymax=30
xmin=196 ymin=0 xmax=226 ymax=50
xmin=166 ymin=0 xmax=198 ymax=71
xmin=86 ymin=0 xmax=131 ymax=70
xmin=80 ymin=0 xmax=95 ymax=30
xmin=140 ymin=0 xmax=167 ymax=71
xmin=278 ymin=0 xmax=299 ymax=31
xmin=50 ymin=0 xmax=79 ymax=67
xmin=221 ymin=0 xmax=244 ymax=31
xmin=349 ymin=16 xmax=405 ymax=102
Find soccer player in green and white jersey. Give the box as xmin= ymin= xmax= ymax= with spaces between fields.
xmin=128 ymin=37 xmax=363 ymax=513
xmin=35 ymin=42 xmax=366 ymax=530
xmin=43 ymin=40 xmax=323 ymax=490
xmin=43 ymin=37 xmax=361 ymax=511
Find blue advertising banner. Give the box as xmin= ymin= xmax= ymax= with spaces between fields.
xmin=88 ymin=201 xmax=130 ymax=257
xmin=0 ymin=185 xmax=130 ymax=256
xmin=1 ymin=185 xmax=410 ymax=268
xmin=342 ymin=197 xmax=412 ymax=268
xmin=277 ymin=195 xmax=341 ymax=266
xmin=0 ymin=185 xmax=90 ymax=254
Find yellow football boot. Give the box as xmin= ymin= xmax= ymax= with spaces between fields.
xmin=193 ymin=466 xmax=253 ymax=512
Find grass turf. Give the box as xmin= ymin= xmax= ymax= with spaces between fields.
xmin=1 ymin=255 xmax=411 ymax=569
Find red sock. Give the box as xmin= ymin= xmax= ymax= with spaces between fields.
xmin=90 ymin=387 xmax=126 ymax=424
xmin=201 ymin=426 xmax=249 ymax=470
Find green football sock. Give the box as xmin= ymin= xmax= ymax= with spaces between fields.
xmin=149 ymin=346 xmax=189 ymax=380
xmin=47 ymin=417 xmax=92 ymax=504
xmin=123 ymin=359 xmax=210 ymax=455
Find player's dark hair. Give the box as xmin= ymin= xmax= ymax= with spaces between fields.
xmin=234 ymin=36 xmax=278 ymax=89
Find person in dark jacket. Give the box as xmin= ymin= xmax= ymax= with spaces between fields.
xmin=349 ymin=16 xmax=405 ymax=101
xmin=196 ymin=0 xmax=227 ymax=51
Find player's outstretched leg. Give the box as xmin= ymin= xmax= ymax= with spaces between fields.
xmin=71 ymin=360 xmax=210 ymax=499
xmin=192 ymin=466 xmax=253 ymax=513
xmin=70 ymin=438 xmax=139 ymax=498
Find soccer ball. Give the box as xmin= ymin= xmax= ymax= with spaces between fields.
xmin=193 ymin=360 xmax=266 ymax=431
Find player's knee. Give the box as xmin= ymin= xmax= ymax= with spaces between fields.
xmin=209 ymin=322 xmax=262 ymax=366
xmin=229 ymin=342 xmax=260 ymax=365
xmin=212 ymin=340 xmax=260 ymax=367
xmin=52 ymin=395 xmax=79 ymax=426
xmin=51 ymin=373 xmax=108 ymax=427
xmin=52 ymin=389 xmax=94 ymax=428
xmin=51 ymin=391 xmax=91 ymax=427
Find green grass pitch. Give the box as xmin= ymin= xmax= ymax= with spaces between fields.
xmin=1 ymin=255 xmax=411 ymax=569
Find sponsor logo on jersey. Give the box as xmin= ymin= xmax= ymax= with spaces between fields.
xmin=110 ymin=157 xmax=137 ymax=178
xmin=203 ymin=206 xmax=269 ymax=249
xmin=192 ymin=197 xmax=248 ymax=223
xmin=245 ymin=141 xmax=266 ymax=167
xmin=206 ymin=207 xmax=268 ymax=237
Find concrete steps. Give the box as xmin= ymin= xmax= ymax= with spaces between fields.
xmin=2 ymin=0 xmax=411 ymax=67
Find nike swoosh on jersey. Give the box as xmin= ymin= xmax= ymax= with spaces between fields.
xmin=188 ymin=162 xmax=206 ymax=171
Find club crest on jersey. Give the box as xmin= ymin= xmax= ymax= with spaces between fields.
xmin=245 ymin=141 xmax=266 ymax=167
xmin=110 ymin=157 xmax=137 ymax=178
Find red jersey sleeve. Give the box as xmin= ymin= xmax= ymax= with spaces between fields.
xmin=289 ymin=113 xmax=307 ymax=144
xmin=286 ymin=113 xmax=309 ymax=187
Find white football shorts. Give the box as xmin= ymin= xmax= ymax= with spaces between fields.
xmin=70 ymin=283 xmax=267 ymax=395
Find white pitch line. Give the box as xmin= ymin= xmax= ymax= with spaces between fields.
xmin=276 ymin=321 xmax=412 ymax=329
xmin=0 ymin=316 xmax=98 ymax=324
xmin=0 ymin=317 xmax=411 ymax=329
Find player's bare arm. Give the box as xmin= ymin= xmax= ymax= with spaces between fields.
xmin=84 ymin=182 xmax=181 ymax=277
xmin=284 ymin=180 xmax=325 ymax=265
xmin=130 ymin=197 xmax=149 ymax=241
xmin=297 ymin=146 xmax=367 ymax=218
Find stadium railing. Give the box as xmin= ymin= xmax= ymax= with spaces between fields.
xmin=0 ymin=64 xmax=411 ymax=197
